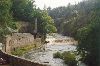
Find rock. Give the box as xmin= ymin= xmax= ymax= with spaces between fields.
xmin=43 ymin=62 xmax=49 ymax=63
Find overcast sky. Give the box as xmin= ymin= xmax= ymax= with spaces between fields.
xmin=34 ymin=0 xmax=83 ymax=9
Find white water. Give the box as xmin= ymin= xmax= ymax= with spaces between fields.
xmin=24 ymin=35 xmax=77 ymax=66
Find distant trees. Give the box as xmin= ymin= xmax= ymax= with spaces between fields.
xmin=48 ymin=1 xmax=95 ymax=36
xmin=48 ymin=4 xmax=77 ymax=35
xmin=48 ymin=0 xmax=100 ymax=66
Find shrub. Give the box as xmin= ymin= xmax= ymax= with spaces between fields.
xmin=62 ymin=51 xmax=77 ymax=66
xmin=53 ymin=51 xmax=78 ymax=66
xmin=53 ymin=52 xmax=62 ymax=58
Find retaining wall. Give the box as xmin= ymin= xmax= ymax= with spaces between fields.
xmin=0 ymin=50 xmax=47 ymax=66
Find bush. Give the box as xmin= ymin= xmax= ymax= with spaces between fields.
xmin=53 ymin=52 xmax=62 ymax=58
xmin=62 ymin=51 xmax=77 ymax=66
xmin=53 ymin=51 xmax=78 ymax=66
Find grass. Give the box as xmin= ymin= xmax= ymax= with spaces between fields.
xmin=11 ymin=44 xmax=36 ymax=56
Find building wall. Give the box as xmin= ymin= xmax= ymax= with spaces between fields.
xmin=3 ymin=33 xmax=42 ymax=53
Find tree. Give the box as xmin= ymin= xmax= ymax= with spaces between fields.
xmin=41 ymin=11 xmax=57 ymax=33
xmin=76 ymin=0 xmax=100 ymax=66
xmin=12 ymin=0 xmax=36 ymax=22
xmin=48 ymin=0 xmax=100 ymax=66
xmin=0 ymin=0 xmax=12 ymax=27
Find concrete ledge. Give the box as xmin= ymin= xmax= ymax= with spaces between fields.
xmin=0 ymin=50 xmax=47 ymax=66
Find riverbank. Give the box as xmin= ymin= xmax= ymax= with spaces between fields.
xmin=21 ymin=35 xmax=78 ymax=66
xmin=23 ymin=44 xmax=76 ymax=66
xmin=11 ymin=44 xmax=36 ymax=56
xmin=11 ymin=37 xmax=44 ymax=56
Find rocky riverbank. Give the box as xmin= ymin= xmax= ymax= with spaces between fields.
xmin=23 ymin=35 xmax=77 ymax=66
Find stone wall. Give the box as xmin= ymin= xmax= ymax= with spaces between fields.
xmin=0 ymin=50 xmax=46 ymax=66
xmin=3 ymin=33 xmax=42 ymax=53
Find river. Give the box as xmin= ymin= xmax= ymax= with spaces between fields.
xmin=23 ymin=34 xmax=77 ymax=66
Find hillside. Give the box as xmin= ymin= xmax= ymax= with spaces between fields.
xmin=48 ymin=0 xmax=100 ymax=66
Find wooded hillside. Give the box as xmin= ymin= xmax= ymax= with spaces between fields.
xmin=48 ymin=0 xmax=100 ymax=66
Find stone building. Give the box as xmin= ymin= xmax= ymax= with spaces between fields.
xmin=2 ymin=33 xmax=42 ymax=53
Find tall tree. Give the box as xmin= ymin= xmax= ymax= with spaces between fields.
xmin=76 ymin=0 xmax=100 ymax=66
xmin=12 ymin=0 xmax=36 ymax=22
xmin=0 ymin=0 xmax=12 ymax=27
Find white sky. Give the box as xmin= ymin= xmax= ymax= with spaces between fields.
xmin=34 ymin=0 xmax=83 ymax=9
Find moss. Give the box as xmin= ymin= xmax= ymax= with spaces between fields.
xmin=11 ymin=44 xmax=35 ymax=56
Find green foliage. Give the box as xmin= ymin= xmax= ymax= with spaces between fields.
xmin=76 ymin=26 xmax=91 ymax=41
xmin=0 ymin=0 xmax=18 ymax=44
xmin=0 ymin=0 xmax=56 ymax=42
xmin=48 ymin=0 xmax=95 ymax=36
xmin=12 ymin=0 xmax=36 ymax=22
xmin=62 ymin=52 xmax=77 ymax=66
xmin=76 ymin=1 xmax=100 ymax=66
xmin=12 ymin=0 xmax=57 ymax=35
xmin=46 ymin=24 xmax=57 ymax=33
xmin=0 ymin=0 xmax=15 ymax=41
xmin=41 ymin=11 xmax=57 ymax=33
xmin=35 ymin=10 xmax=57 ymax=36
xmin=0 ymin=0 xmax=12 ymax=27
xmin=53 ymin=52 xmax=62 ymax=58
xmin=8 ymin=21 xmax=18 ymax=29
xmin=11 ymin=44 xmax=35 ymax=56
xmin=76 ymin=19 xmax=100 ymax=66
xmin=53 ymin=51 xmax=78 ymax=66
xmin=49 ymin=0 xmax=100 ymax=66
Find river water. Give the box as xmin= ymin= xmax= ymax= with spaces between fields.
xmin=23 ymin=35 xmax=77 ymax=66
